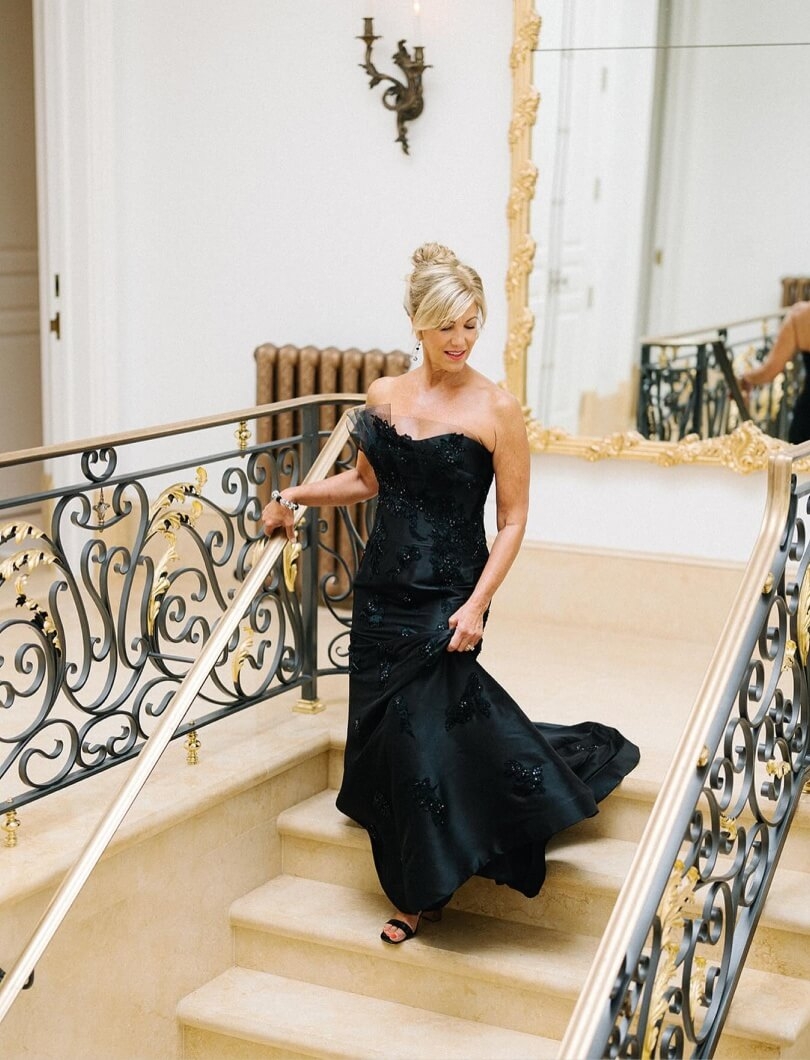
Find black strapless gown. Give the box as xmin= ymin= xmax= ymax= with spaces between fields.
xmin=335 ymin=407 xmax=640 ymax=914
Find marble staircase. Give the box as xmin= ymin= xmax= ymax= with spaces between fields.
xmin=6 ymin=544 xmax=810 ymax=1058
xmin=175 ymin=546 xmax=810 ymax=1059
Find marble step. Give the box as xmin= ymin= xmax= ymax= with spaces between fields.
xmin=278 ymin=790 xmax=810 ymax=980
xmin=218 ymin=874 xmax=810 ymax=1059
xmin=278 ymin=789 xmax=646 ymax=936
xmin=231 ymin=875 xmax=595 ymax=1041
xmin=177 ymin=967 xmax=560 ymax=1059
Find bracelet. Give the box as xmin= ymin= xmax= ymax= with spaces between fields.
xmin=271 ymin=489 xmax=299 ymax=512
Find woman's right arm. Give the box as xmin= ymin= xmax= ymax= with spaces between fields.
xmin=261 ymin=452 xmax=378 ymax=540
xmin=263 ymin=376 xmax=392 ymax=539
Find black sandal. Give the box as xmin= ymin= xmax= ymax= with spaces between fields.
xmin=380 ymin=908 xmax=442 ymax=944
xmin=380 ymin=917 xmax=419 ymax=944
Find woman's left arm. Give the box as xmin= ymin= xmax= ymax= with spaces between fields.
xmin=447 ymin=394 xmax=530 ymax=651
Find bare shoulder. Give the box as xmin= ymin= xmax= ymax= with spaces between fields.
xmin=469 ymin=373 xmax=524 ymax=433
xmin=365 ymin=374 xmax=404 ymax=406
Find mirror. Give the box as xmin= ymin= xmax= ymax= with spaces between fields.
xmin=524 ymin=0 xmax=810 ymax=445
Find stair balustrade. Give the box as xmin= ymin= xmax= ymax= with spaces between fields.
xmin=639 ymin=312 xmax=798 ymax=442
xmin=561 ymin=439 xmax=810 ymax=1058
xmin=0 ymin=399 xmax=365 ymax=1021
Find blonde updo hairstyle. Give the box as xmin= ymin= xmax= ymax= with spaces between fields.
xmin=405 ymin=242 xmax=487 ymax=333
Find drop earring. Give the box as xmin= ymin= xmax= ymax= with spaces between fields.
xmin=411 ymin=340 xmax=422 ymax=364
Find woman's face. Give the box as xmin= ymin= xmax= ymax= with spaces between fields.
xmin=418 ymin=300 xmax=480 ymax=372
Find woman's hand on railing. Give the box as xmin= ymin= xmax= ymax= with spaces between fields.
xmin=262 ymin=493 xmax=297 ymax=541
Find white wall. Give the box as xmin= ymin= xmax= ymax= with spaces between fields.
xmin=107 ymin=0 xmax=510 ymax=430
xmin=525 ymin=454 xmax=765 ymax=563
xmin=43 ymin=1 xmax=773 ymax=565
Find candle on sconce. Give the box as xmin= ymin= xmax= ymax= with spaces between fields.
xmin=412 ymin=0 xmax=422 ymax=45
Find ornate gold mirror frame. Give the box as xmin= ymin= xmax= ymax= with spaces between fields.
xmin=506 ymin=0 xmax=789 ymax=474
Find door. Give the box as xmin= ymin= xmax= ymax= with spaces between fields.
xmin=0 ymin=0 xmax=42 ymax=501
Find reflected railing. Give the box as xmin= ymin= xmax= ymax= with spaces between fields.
xmin=0 ymin=399 xmax=366 ymax=1021
xmin=638 ymin=312 xmax=798 ymax=442
xmin=560 ymin=438 xmax=810 ymax=1058
xmin=0 ymin=395 xmax=367 ymax=816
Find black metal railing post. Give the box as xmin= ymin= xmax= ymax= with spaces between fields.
xmin=295 ymin=403 xmax=322 ymax=711
xmin=693 ymin=342 xmax=707 ymax=435
xmin=713 ymin=336 xmax=751 ymax=423
xmin=638 ymin=343 xmax=652 ymax=436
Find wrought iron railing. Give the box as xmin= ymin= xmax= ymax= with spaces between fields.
xmin=0 ymin=395 xmax=367 ymax=818
xmin=0 ymin=399 xmax=363 ymax=1021
xmin=560 ymin=439 xmax=810 ymax=1058
xmin=638 ymin=312 xmax=800 ymax=442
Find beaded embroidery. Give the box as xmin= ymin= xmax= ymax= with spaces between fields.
xmin=411 ymin=777 xmax=447 ymax=826
xmin=392 ymin=545 xmax=421 ymax=580
xmin=391 ymin=693 xmax=414 ymax=737
xmin=504 ymin=759 xmax=544 ymax=796
xmin=420 ymin=635 xmax=445 ymax=660
xmin=445 ymin=673 xmax=491 ymax=730
xmin=359 ymin=595 xmax=385 ymax=628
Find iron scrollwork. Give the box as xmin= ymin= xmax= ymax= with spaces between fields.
xmin=600 ymin=481 xmax=810 ymax=1057
xmin=0 ymin=409 xmax=360 ymax=811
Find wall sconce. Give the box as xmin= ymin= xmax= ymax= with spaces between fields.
xmin=357 ymin=15 xmax=430 ymax=155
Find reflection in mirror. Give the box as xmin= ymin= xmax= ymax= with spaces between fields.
xmin=527 ymin=0 xmax=810 ymax=442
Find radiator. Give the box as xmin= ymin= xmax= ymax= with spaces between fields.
xmin=254 ymin=343 xmax=411 ymax=604
xmin=781 ymin=277 xmax=810 ymax=307
xmin=255 ymin=343 xmax=410 ymax=441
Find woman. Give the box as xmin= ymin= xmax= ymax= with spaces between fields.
xmin=262 ymin=243 xmax=639 ymax=944
xmin=739 ymin=300 xmax=810 ymax=443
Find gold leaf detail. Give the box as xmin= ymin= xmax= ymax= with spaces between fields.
xmin=766 ymin=759 xmax=791 ymax=779
xmin=719 ymin=813 xmax=738 ymax=841
xmin=653 ymin=421 xmax=787 ymax=474
xmin=0 ymin=522 xmax=46 ymax=547
xmin=504 ymin=307 xmax=535 ymax=368
xmin=798 ymin=569 xmax=810 ymax=666
xmin=505 ymin=235 xmax=537 ymax=298
xmin=510 ymin=12 xmax=541 ymax=69
xmin=689 ymin=955 xmax=708 ymax=1015
xmin=231 ymin=625 xmax=254 ymax=685
xmin=508 ymin=90 xmax=540 ymax=146
xmin=585 ymin=431 xmax=648 ymax=462
xmin=643 ymin=860 xmax=700 ymax=1057
xmin=147 ymin=542 xmax=179 ymax=635
xmin=0 ymin=548 xmax=56 ymax=586
xmin=149 ymin=468 xmax=207 ymax=524
xmin=783 ymin=640 xmax=797 ymax=672
xmin=506 ymin=163 xmax=538 ymax=220
xmin=13 ymin=577 xmax=61 ymax=652
xmin=283 ymin=538 xmax=302 ymax=593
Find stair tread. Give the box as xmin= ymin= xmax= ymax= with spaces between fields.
xmin=177 ymin=967 xmax=559 ymax=1059
xmin=230 ymin=875 xmax=810 ymax=1046
xmin=231 ymin=874 xmax=598 ymax=996
xmin=279 ymin=789 xmax=638 ymax=891
xmin=281 ymin=790 xmax=810 ymax=940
